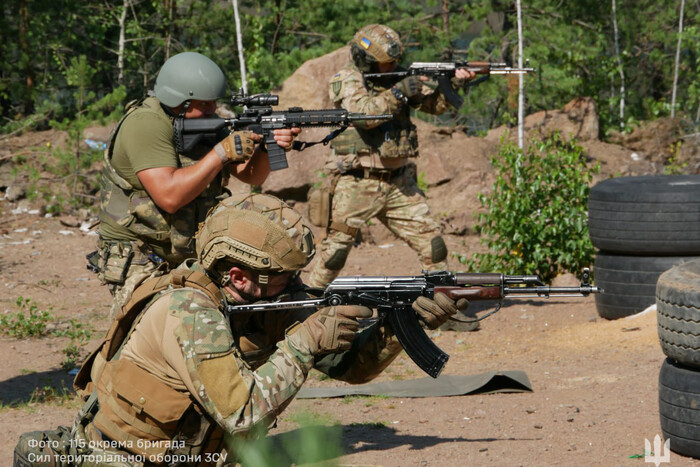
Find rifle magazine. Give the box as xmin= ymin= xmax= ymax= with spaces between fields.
xmin=383 ymin=305 xmax=449 ymax=378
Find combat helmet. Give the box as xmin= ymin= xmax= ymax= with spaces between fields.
xmin=350 ymin=24 xmax=404 ymax=72
xmin=196 ymin=193 xmax=315 ymax=292
xmin=154 ymin=52 xmax=226 ymax=108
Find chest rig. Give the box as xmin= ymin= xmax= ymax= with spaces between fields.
xmin=329 ymin=69 xmax=418 ymax=161
xmin=99 ymin=97 xmax=229 ymax=265
xmin=73 ymin=269 xmax=227 ymax=461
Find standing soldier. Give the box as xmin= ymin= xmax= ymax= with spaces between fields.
xmin=307 ymin=24 xmax=475 ymax=288
xmin=14 ymin=193 xmax=464 ymax=465
xmin=93 ymin=51 xmax=299 ymax=318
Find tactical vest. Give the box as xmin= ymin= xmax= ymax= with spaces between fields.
xmin=74 ymin=268 xmax=227 ymax=461
xmin=100 ymin=97 xmax=229 ymax=265
xmin=329 ymin=69 xmax=418 ymax=161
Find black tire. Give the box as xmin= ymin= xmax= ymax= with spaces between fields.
xmin=588 ymin=175 xmax=700 ymax=255
xmin=659 ymin=358 xmax=700 ymax=459
xmin=594 ymin=252 xmax=694 ymax=320
xmin=657 ymin=258 xmax=700 ymax=367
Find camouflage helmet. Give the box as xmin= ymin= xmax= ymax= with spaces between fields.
xmin=350 ymin=24 xmax=404 ymax=71
xmin=196 ymin=193 xmax=315 ymax=282
xmin=154 ymin=52 xmax=226 ymax=108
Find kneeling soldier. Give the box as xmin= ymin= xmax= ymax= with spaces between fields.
xmin=15 ymin=193 xmax=461 ymax=466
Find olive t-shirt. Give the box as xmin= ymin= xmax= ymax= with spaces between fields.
xmin=99 ymin=98 xmax=177 ymax=242
xmin=111 ymin=98 xmax=178 ymax=190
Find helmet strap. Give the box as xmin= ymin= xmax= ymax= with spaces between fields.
xmin=178 ymin=100 xmax=190 ymax=118
xmin=220 ymin=272 xmax=231 ymax=287
xmin=258 ymin=273 xmax=269 ymax=297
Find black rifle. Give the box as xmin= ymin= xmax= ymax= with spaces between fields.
xmin=364 ymin=61 xmax=536 ymax=109
xmin=225 ymin=268 xmax=601 ymax=378
xmin=173 ymin=92 xmax=391 ymax=171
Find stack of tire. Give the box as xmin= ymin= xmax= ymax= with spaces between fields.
xmin=588 ymin=175 xmax=700 ymax=320
xmin=588 ymin=175 xmax=700 ymax=459
xmin=657 ymin=258 xmax=700 ymax=459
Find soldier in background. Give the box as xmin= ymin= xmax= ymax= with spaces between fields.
xmin=94 ymin=51 xmax=299 ymax=318
xmin=307 ymin=24 xmax=475 ymax=288
xmin=15 ymin=193 xmax=464 ymax=465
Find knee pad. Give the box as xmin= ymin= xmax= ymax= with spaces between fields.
xmin=430 ymin=236 xmax=447 ymax=264
xmin=324 ymin=248 xmax=350 ymax=271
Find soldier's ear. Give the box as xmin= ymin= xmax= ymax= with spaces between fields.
xmin=228 ymin=267 xmax=250 ymax=289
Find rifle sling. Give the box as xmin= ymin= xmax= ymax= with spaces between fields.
xmin=291 ymin=126 xmax=349 ymax=152
xmin=465 ymin=75 xmax=490 ymax=88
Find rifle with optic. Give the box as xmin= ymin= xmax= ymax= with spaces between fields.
xmin=172 ymin=91 xmax=391 ymax=171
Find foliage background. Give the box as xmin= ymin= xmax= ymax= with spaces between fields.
xmin=1 ymin=0 xmax=698 ymax=137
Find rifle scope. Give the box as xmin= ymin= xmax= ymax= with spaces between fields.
xmin=231 ymin=93 xmax=279 ymax=107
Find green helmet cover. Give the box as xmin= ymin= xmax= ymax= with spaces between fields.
xmin=154 ymin=52 xmax=226 ymax=108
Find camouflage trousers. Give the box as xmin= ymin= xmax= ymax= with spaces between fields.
xmin=308 ymin=169 xmax=448 ymax=288
xmin=96 ymin=239 xmax=166 ymax=320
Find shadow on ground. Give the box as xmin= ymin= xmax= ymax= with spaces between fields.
xmin=0 ymin=369 xmax=74 ymax=406
xmin=242 ymin=423 xmax=541 ymax=466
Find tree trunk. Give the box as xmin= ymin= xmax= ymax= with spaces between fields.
xmin=164 ymin=0 xmax=175 ymax=61
xmin=442 ymin=0 xmax=451 ymax=59
xmin=232 ymin=0 xmax=248 ymax=94
xmin=271 ymin=0 xmax=286 ymax=55
xmin=612 ymin=0 xmax=626 ymax=128
xmin=516 ymin=0 xmax=524 ymax=150
xmin=117 ymin=0 xmax=128 ymax=86
xmin=18 ymin=0 xmax=34 ymax=115
xmin=671 ymin=0 xmax=685 ymax=118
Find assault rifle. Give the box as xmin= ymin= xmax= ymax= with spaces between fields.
xmin=364 ymin=61 xmax=536 ymax=109
xmin=225 ymin=268 xmax=601 ymax=378
xmin=173 ymin=92 xmax=391 ymax=171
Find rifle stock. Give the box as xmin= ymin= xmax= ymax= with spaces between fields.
xmin=225 ymin=269 xmax=601 ymax=378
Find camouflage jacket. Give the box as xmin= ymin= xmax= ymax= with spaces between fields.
xmin=326 ymin=62 xmax=451 ymax=167
xmin=79 ymin=261 xmax=402 ymax=461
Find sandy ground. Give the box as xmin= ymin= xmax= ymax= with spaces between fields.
xmin=0 ymin=209 xmax=696 ymax=466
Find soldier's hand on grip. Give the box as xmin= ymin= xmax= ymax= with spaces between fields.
xmin=290 ymin=305 xmax=373 ymax=355
xmin=412 ymin=292 xmax=469 ymax=330
xmin=214 ymin=130 xmax=257 ymax=165
xmin=393 ymin=76 xmax=423 ymax=101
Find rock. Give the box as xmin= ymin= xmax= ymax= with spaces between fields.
xmin=82 ymin=123 xmax=117 ymax=142
xmin=5 ymin=184 xmax=26 ymax=202
xmin=59 ymin=216 xmax=81 ymax=228
xmin=485 ymin=97 xmax=599 ymax=144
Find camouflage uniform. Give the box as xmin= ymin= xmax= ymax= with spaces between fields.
xmin=16 ymin=194 xmax=403 ymax=466
xmin=14 ymin=260 xmax=402 ymax=467
xmin=97 ymin=97 xmax=229 ymax=319
xmin=308 ymin=28 xmax=453 ymax=288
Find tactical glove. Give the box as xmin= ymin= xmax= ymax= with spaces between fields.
xmin=287 ymin=305 xmax=373 ymax=356
xmin=451 ymin=76 xmax=467 ymax=89
xmin=214 ymin=130 xmax=256 ymax=165
xmin=412 ymin=292 xmax=469 ymax=330
xmin=392 ymin=76 xmax=423 ymax=102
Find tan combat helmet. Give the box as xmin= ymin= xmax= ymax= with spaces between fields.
xmin=350 ymin=24 xmax=404 ymax=71
xmin=196 ymin=193 xmax=315 ymax=291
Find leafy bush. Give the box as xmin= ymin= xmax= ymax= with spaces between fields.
xmin=1 ymin=296 xmax=93 ymax=370
xmin=456 ymin=133 xmax=599 ymax=282
xmin=0 ymin=297 xmax=54 ymax=338
xmin=229 ymin=410 xmax=343 ymax=466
